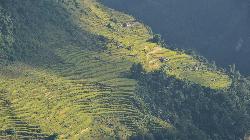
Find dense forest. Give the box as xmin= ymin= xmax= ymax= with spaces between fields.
xmin=0 ymin=0 xmax=249 ymax=139
xmin=0 ymin=6 xmax=14 ymax=64
xmin=102 ymin=0 xmax=250 ymax=75
xmin=130 ymin=63 xmax=250 ymax=140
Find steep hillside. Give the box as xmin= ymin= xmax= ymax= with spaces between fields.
xmin=0 ymin=0 xmax=248 ymax=139
xmin=102 ymin=0 xmax=250 ymax=75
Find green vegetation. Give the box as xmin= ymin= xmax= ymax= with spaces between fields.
xmin=0 ymin=6 xmax=14 ymax=64
xmin=70 ymin=0 xmax=231 ymax=89
xmin=130 ymin=64 xmax=250 ymax=139
xmin=0 ymin=0 xmax=248 ymax=139
xmin=0 ymin=0 xmax=175 ymax=139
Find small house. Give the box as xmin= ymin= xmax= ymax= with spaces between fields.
xmin=159 ymin=57 xmax=169 ymax=62
xmin=122 ymin=22 xmax=132 ymax=28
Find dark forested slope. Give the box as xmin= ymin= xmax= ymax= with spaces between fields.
xmin=0 ymin=6 xmax=14 ymax=64
xmin=130 ymin=63 xmax=250 ymax=140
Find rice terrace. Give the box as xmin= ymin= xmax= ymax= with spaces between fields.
xmin=0 ymin=0 xmax=249 ymax=139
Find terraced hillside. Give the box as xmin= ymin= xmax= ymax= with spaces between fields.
xmin=72 ymin=0 xmax=231 ymax=89
xmin=0 ymin=0 xmax=233 ymax=139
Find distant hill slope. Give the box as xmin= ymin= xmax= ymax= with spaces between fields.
xmin=1 ymin=0 xmax=248 ymax=139
xmin=102 ymin=0 xmax=250 ymax=75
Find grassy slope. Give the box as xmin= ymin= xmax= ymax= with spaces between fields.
xmin=0 ymin=0 xmax=231 ymax=139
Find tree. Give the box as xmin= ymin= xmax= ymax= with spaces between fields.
xmin=229 ymin=64 xmax=236 ymax=74
xmin=45 ymin=133 xmax=58 ymax=140
xmin=130 ymin=63 xmax=144 ymax=79
xmin=150 ymin=34 xmax=162 ymax=44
